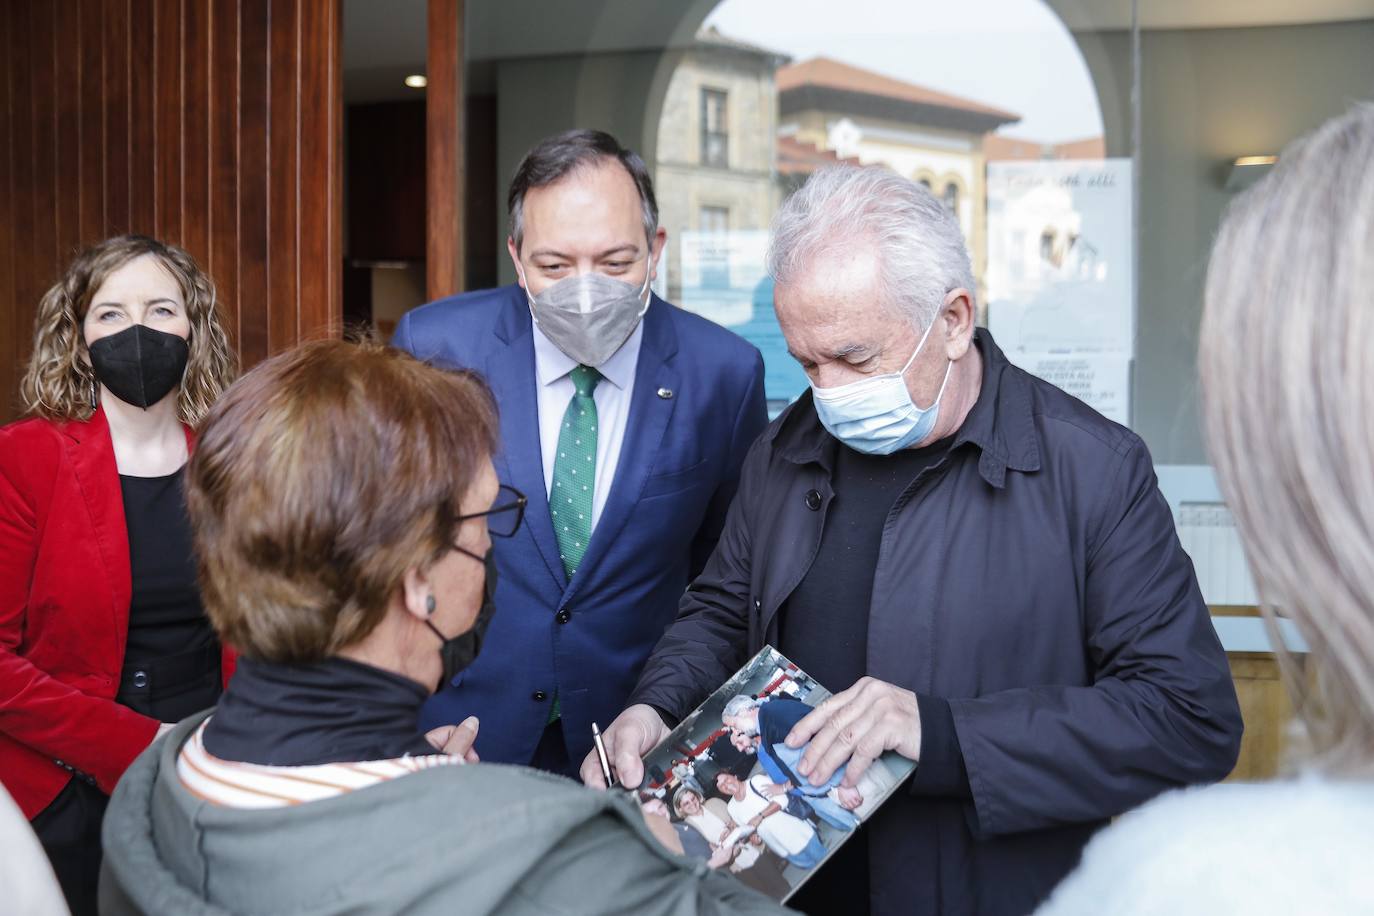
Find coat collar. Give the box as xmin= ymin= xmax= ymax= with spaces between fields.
xmin=767 ymin=328 xmax=1041 ymax=488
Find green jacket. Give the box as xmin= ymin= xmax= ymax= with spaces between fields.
xmin=100 ymin=713 xmax=791 ymax=915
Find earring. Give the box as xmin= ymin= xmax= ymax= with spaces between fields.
xmin=425 ymin=595 xmax=436 ymax=615
xmin=89 ymin=377 xmax=98 ymax=411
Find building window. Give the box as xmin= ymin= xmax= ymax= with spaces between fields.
xmin=943 ymin=182 xmax=959 ymax=213
xmin=918 ymin=177 xmax=932 ymax=190
xmin=700 ymin=88 xmax=729 ymax=168
xmin=1040 ymin=229 xmax=1057 ymax=263
xmin=700 ymin=205 xmax=729 ymax=236
xmin=699 ymin=205 xmax=730 ymax=288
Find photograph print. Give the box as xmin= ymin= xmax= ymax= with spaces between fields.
xmin=633 ymin=646 xmax=916 ymax=902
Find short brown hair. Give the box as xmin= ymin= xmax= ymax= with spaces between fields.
xmin=186 ymin=337 xmax=498 ymax=663
xmin=20 ymin=234 xmax=237 ymax=425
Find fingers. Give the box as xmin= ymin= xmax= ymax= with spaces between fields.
xmin=786 ymin=677 xmax=870 ymax=748
xmin=579 ymin=750 xmax=609 ymax=789
xmin=426 ymin=717 xmax=480 ymax=759
xmin=613 ymin=738 xmax=646 ymax=789
xmin=838 ymin=740 xmax=880 ymax=789
xmin=425 ymin=725 xmax=456 ymax=750
xmin=803 ymin=711 xmax=864 ymax=785
xmin=798 ymin=690 xmax=874 ymax=781
xmin=579 ymin=706 xmax=665 ymax=788
xmin=614 ymin=704 xmax=670 ymax=787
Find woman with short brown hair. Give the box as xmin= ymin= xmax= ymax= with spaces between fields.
xmin=100 ymin=338 xmax=787 ymax=916
xmin=0 ymin=235 xmax=238 ymax=914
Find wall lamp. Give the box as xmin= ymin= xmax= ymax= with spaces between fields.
xmin=1224 ymin=155 xmax=1277 ymax=191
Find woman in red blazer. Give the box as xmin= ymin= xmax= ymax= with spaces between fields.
xmin=0 ymin=235 xmax=238 ymax=914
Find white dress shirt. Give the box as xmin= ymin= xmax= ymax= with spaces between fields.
xmin=725 ymin=774 xmax=817 ymax=858
xmin=532 ymin=319 xmax=643 ymax=531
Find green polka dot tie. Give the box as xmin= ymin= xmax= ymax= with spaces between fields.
xmin=551 ymin=365 xmax=600 ymax=579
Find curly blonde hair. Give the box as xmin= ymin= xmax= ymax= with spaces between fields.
xmin=19 ymin=235 xmax=237 ymax=426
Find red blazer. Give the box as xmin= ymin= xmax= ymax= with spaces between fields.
xmin=0 ymin=407 xmax=235 ymax=818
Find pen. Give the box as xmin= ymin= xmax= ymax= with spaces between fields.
xmin=592 ymin=721 xmax=616 ymax=787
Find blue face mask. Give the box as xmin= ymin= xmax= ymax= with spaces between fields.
xmin=809 ymin=318 xmax=952 ymax=455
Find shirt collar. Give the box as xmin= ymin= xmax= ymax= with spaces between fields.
xmin=531 ymin=317 xmax=644 ymax=391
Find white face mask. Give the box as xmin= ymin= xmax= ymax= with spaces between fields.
xmin=517 ymin=263 xmax=651 ymax=367
xmin=809 ymin=318 xmax=952 ymax=455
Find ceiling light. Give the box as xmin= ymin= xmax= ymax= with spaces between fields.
xmin=404 ymin=74 xmax=427 ymax=89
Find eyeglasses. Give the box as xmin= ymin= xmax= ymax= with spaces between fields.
xmin=456 ymin=483 xmax=526 ymax=538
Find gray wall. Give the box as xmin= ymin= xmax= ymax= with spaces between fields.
xmin=1081 ymin=20 xmax=1374 ymax=465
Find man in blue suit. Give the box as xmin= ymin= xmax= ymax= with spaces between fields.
xmin=395 ymin=129 xmax=767 ymax=775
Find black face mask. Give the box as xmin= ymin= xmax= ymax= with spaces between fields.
xmin=426 ymin=546 xmax=498 ymax=689
xmin=87 ymin=324 xmax=190 ymax=410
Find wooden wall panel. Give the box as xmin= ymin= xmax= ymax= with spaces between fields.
xmin=427 ymin=0 xmax=465 ymax=300
xmin=265 ymin=0 xmax=299 ymax=359
xmin=129 ymin=0 xmax=158 ymax=235
xmin=154 ymin=0 xmax=183 ymax=244
xmin=0 ymin=3 xmax=13 ymax=403
xmin=54 ymin=2 xmax=81 ymax=263
xmin=0 ymin=0 xmax=344 ymax=423
xmin=238 ymin=0 xmax=269 ymax=362
xmin=209 ymin=0 xmax=242 ymax=347
xmin=183 ymin=0 xmax=211 ymax=265
xmin=1225 ymin=652 xmax=1300 ymax=781
xmin=4 ymin=1 xmax=35 ymax=409
xmin=298 ymin=0 xmax=343 ymax=341
xmin=103 ymin=0 xmax=131 ymax=235
xmin=29 ymin=6 xmax=57 ymax=284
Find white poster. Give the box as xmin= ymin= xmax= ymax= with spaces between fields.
xmin=676 ymin=230 xmax=771 ymax=328
xmin=1020 ymin=354 xmax=1131 ymax=426
xmin=985 ymin=159 xmax=1135 ymax=423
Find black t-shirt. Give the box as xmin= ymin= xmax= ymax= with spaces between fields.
xmin=780 ymin=434 xmax=952 ymax=916
xmin=119 ymin=469 xmax=216 ymax=664
xmin=780 ymin=435 xmax=952 ymax=693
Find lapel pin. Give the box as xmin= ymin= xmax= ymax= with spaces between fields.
xmin=657 ymin=387 xmax=674 ymax=400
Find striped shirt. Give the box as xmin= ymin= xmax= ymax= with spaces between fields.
xmin=177 ymin=719 xmax=463 ymax=809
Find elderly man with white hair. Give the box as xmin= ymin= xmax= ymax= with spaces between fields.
xmin=584 ymin=165 xmax=1243 ymax=916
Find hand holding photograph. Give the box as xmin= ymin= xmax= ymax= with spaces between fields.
xmin=633 ymin=646 xmax=917 ymax=902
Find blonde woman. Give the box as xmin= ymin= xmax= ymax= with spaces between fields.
xmin=1041 ymin=105 xmax=1374 ymax=913
xmin=0 ymin=235 xmax=237 ymax=914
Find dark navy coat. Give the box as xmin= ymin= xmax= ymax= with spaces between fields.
xmin=395 ymin=285 xmax=766 ymax=768
xmin=631 ymin=329 xmax=1243 ymax=915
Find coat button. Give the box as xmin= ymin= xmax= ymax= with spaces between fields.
xmin=532 ymin=690 xmax=547 ymax=701
xmin=556 ymin=609 xmax=572 ymax=624
xmin=132 ymin=670 xmax=149 ymax=688
xmin=804 ymin=489 xmax=822 ymax=510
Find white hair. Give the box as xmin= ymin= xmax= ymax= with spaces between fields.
xmin=767 ymin=165 xmax=976 ymax=329
xmin=1200 ymin=102 xmax=1374 ymax=776
xmin=722 ymin=695 xmax=760 ymax=720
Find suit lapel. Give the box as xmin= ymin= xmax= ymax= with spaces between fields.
xmin=561 ymin=298 xmax=679 ymax=607
xmin=63 ymin=408 xmax=132 ymax=639
xmin=485 ymin=301 xmax=569 ymax=593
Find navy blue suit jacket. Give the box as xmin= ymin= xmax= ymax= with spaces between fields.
xmin=394 ymin=285 xmax=767 ymax=768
